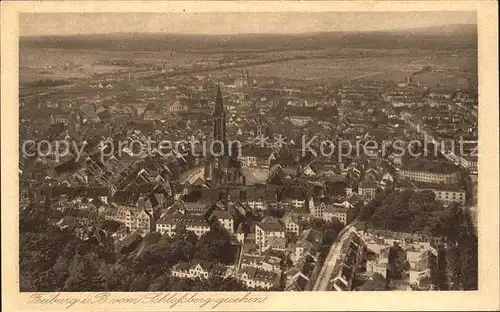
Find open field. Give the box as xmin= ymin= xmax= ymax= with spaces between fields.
xmin=243 ymin=55 xmax=477 ymax=83
xmin=20 ymin=47 xmax=216 ymax=67
xmin=412 ymin=71 xmax=474 ymax=87
xmin=355 ymin=70 xmax=413 ymax=82
xmin=20 ymin=26 xmax=477 ymax=85
xmin=20 ymin=46 xmax=477 ymax=86
xmin=20 ymin=48 xmax=218 ymax=84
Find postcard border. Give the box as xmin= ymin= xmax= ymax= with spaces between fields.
xmin=2 ymin=1 xmax=499 ymax=311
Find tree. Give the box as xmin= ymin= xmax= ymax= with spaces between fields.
xmin=460 ymin=235 xmax=478 ymax=290
xmin=358 ymin=202 xmax=377 ymax=221
xmin=195 ymin=225 xmax=234 ymax=264
xmin=107 ymin=261 xmax=136 ymax=291
xmin=206 ymin=275 xmax=248 ymax=291
xmin=19 ymin=223 xmax=75 ymax=291
xmin=309 ymin=217 xmax=344 ymax=246
xmin=358 ymin=190 xmax=390 ymax=222
xmin=445 ymin=204 xmax=463 ymax=243
xmin=136 ymin=236 xmax=192 ymax=275
xmin=357 ymin=272 xmax=386 ymax=291
xmin=310 ymin=218 xmax=326 ymax=230
xmin=128 ymin=272 xmax=151 ymax=291
xmin=63 ymin=253 xmax=106 ymax=291
xmin=435 ymin=245 xmax=449 ymax=290
xmin=37 ymin=269 xmax=66 ymax=292
xmin=323 ymin=218 xmax=344 ymax=245
xmin=169 ymin=277 xmax=194 ymax=291
xmin=148 ymin=274 xmax=171 ymax=291
xmin=175 ymin=225 xmax=198 ymax=246
xmin=143 ymin=232 xmax=162 ymax=245
xmin=369 ymin=190 xmax=445 ymax=233
xmin=387 ymin=243 xmax=406 ymax=279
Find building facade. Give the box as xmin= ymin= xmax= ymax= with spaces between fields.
xmin=156 ymin=214 xmax=210 ymax=238
xmin=398 ymin=169 xmax=459 ymax=184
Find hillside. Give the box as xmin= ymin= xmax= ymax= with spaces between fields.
xmin=20 ymin=24 xmax=477 ymax=53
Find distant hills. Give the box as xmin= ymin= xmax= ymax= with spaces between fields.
xmin=392 ymin=24 xmax=477 ymax=37
xmin=20 ymin=24 xmax=477 ymax=52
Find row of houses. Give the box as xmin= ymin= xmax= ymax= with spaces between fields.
xmin=238 ymin=266 xmax=281 ymax=289
xmin=171 ymin=260 xmax=231 ymax=280
xmin=284 ymin=228 xmax=324 ymax=291
xmin=331 ymin=231 xmax=365 ymax=291
xmin=235 ymin=227 xmax=324 ymax=290
xmin=308 ymin=194 xmax=363 ymax=224
xmin=102 ymin=179 xmax=365 ymax=245
xmin=361 ymin=230 xmax=437 ymax=290
xmin=105 ymin=198 xmax=237 ymax=239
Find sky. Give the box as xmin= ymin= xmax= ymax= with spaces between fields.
xmin=20 ymin=12 xmax=476 ymax=36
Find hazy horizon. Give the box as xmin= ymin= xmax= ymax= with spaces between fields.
xmin=20 ymin=12 xmax=476 ymax=37
xmin=20 ymin=23 xmax=477 ymax=38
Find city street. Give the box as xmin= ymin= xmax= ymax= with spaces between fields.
xmin=312 ymin=224 xmax=357 ymax=291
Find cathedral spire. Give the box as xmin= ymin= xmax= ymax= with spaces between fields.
xmin=213 ymin=84 xmax=227 ymax=147
xmin=214 ymin=84 xmax=224 ymax=116
xmin=205 ymin=84 xmax=244 ymax=187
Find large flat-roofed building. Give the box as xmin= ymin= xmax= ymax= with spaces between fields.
xmin=396 ymin=181 xmax=466 ymax=205
xmin=398 ymin=160 xmax=459 ymax=184
xmin=398 ymin=169 xmax=459 ymax=184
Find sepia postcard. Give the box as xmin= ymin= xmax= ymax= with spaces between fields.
xmin=1 ymin=1 xmax=499 ymax=311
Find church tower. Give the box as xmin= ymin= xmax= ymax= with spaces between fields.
xmin=213 ymin=84 xmax=227 ymax=154
xmin=204 ymin=85 xmax=245 ymax=188
xmin=205 ymin=85 xmax=227 ymax=185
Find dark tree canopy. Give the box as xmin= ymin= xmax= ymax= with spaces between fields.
xmin=19 ymin=204 xmax=245 ymax=292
